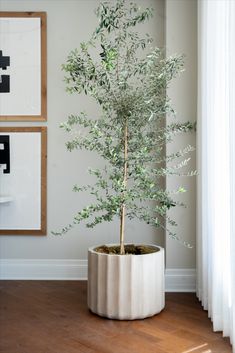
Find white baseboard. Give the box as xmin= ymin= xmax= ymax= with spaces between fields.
xmin=165 ymin=268 xmax=196 ymax=292
xmin=0 ymin=259 xmax=88 ymax=281
xmin=0 ymin=259 xmax=196 ymax=292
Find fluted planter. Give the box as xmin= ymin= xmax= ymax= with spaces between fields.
xmin=88 ymin=244 xmax=165 ymax=320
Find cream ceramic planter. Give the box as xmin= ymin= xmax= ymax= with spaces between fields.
xmin=88 ymin=244 xmax=165 ymax=320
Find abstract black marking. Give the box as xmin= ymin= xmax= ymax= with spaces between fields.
xmin=0 ymin=50 xmax=10 ymax=93
xmin=0 ymin=135 xmax=10 ymax=174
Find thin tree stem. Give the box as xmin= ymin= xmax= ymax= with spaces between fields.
xmin=120 ymin=205 xmax=125 ymax=255
xmin=120 ymin=121 xmax=128 ymax=255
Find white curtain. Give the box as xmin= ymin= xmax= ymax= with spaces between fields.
xmin=197 ymin=0 xmax=235 ymax=350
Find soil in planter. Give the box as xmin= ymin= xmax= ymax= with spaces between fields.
xmin=94 ymin=244 xmax=159 ymax=255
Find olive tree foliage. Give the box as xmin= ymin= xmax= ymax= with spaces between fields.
xmin=57 ymin=0 xmax=195 ymax=253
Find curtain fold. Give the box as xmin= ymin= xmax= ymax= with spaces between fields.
xmin=197 ymin=0 xmax=235 ymax=349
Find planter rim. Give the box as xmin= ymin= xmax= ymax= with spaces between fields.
xmin=88 ymin=243 xmax=164 ymax=257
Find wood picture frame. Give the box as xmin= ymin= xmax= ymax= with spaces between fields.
xmin=0 ymin=12 xmax=47 ymax=121
xmin=0 ymin=127 xmax=47 ymax=235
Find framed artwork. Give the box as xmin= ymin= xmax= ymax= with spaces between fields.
xmin=0 ymin=12 xmax=47 ymax=121
xmin=0 ymin=127 xmax=47 ymax=235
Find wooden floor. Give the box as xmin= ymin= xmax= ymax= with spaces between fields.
xmin=0 ymin=281 xmax=232 ymax=353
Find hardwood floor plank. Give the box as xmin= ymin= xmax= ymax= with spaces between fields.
xmin=0 ymin=281 xmax=232 ymax=353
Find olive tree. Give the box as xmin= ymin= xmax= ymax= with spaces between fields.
xmin=57 ymin=0 xmax=195 ymax=254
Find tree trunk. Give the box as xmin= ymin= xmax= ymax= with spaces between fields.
xmin=120 ymin=122 xmax=128 ymax=255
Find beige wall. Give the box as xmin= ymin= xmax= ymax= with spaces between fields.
xmin=0 ymin=0 xmax=166 ymax=260
xmin=165 ymin=0 xmax=197 ymax=268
